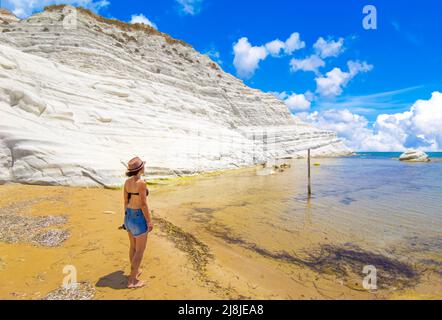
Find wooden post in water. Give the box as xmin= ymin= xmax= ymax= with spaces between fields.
xmin=307 ymin=149 xmax=312 ymax=197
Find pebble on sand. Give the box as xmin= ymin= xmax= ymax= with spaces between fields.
xmin=43 ymin=282 xmax=95 ymax=300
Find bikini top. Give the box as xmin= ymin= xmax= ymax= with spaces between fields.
xmin=127 ymin=188 xmax=149 ymax=201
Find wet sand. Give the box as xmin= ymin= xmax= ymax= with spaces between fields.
xmin=0 ymin=161 xmax=441 ymax=300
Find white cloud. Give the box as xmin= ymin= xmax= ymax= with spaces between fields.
xmin=290 ymin=55 xmax=325 ymax=74
xmin=176 ymin=0 xmax=203 ymax=15
xmin=313 ymin=37 xmax=345 ymax=58
xmin=315 ymin=67 xmax=350 ymax=98
xmin=265 ymin=39 xmax=286 ymax=57
xmin=130 ymin=14 xmax=157 ymax=29
xmin=233 ymin=37 xmax=268 ymax=79
xmin=297 ymin=92 xmax=442 ymax=151
xmin=347 ymin=60 xmax=373 ymax=77
xmin=284 ymin=32 xmax=306 ymax=55
xmin=265 ymin=33 xmax=305 ymax=57
xmin=392 ymin=91 xmax=442 ymax=149
xmin=297 ymin=109 xmax=383 ymax=150
xmin=285 ymin=93 xmax=312 ymax=111
xmin=271 ymin=91 xmax=312 ymax=112
xmin=2 ymin=0 xmax=109 ymax=18
xmin=234 ymin=32 xmax=305 ymax=78
xmin=288 ymin=36 xmax=344 ymax=75
xmin=315 ymin=60 xmax=373 ymax=98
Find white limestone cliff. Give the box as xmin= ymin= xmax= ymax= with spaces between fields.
xmin=0 ymin=6 xmax=352 ymax=187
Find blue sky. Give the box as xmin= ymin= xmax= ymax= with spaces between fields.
xmin=3 ymin=0 xmax=442 ymax=151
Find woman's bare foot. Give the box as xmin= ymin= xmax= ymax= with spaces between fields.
xmin=127 ymin=279 xmax=146 ymax=289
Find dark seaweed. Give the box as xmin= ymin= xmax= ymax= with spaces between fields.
xmin=207 ymin=224 xmax=420 ymax=290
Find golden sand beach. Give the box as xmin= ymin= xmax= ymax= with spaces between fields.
xmin=0 ymin=161 xmax=441 ymax=300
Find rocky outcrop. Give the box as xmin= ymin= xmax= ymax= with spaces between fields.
xmin=0 ymin=8 xmax=19 ymax=24
xmin=399 ymin=150 xmax=430 ymax=162
xmin=0 ymin=5 xmax=352 ymax=187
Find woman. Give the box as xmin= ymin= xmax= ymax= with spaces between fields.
xmin=123 ymin=157 xmax=153 ymax=288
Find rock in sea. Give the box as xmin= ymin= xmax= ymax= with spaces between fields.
xmin=399 ymin=150 xmax=430 ymax=162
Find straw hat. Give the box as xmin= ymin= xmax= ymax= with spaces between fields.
xmin=126 ymin=156 xmax=145 ymax=174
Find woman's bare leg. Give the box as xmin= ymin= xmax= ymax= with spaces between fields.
xmin=128 ymin=232 xmax=135 ymax=265
xmin=128 ymin=233 xmax=148 ymax=288
xmin=128 ymin=232 xmax=143 ymax=282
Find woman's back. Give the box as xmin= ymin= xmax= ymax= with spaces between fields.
xmin=125 ymin=177 xmax=147 ymax=209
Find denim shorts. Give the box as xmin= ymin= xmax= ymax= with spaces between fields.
xmin=124 ymin=208 xmax=148 ymax=237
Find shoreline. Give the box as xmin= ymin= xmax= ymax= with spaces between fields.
xmin=0 ymin=153 xmax=353 ymax=190
xmin=5 ymin=153 xmax=442 ymax=191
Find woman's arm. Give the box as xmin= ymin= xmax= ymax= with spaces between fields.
xmin=123 ymin=181 xmax=129 ymax=209
xmin=138 ymin=181 xmax=153 ymax=232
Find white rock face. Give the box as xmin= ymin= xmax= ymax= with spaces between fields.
xmin=399 ymin=150 xmax=430 ymax=162
xmin=0 ymin=6 xmax=352 ymax=187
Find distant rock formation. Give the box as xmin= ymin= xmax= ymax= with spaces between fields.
xmin=399 ymin=150 xmax=430 ymax=162
xmin=0 ymin=5 xmax=352 ymax=187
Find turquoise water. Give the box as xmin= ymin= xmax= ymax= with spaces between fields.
xmin=285 ymin=153 xmax=442 ymax=261
xmin=355 ymin=152 xmax=442 ymax=159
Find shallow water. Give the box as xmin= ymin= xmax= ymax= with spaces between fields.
xmin=292 ymin=154 xmax=442 ymax=247
xmin=161 ymin=154 xmax=442 ymax=247
xmin=152 ymin=153 xmax=442 ymax=295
